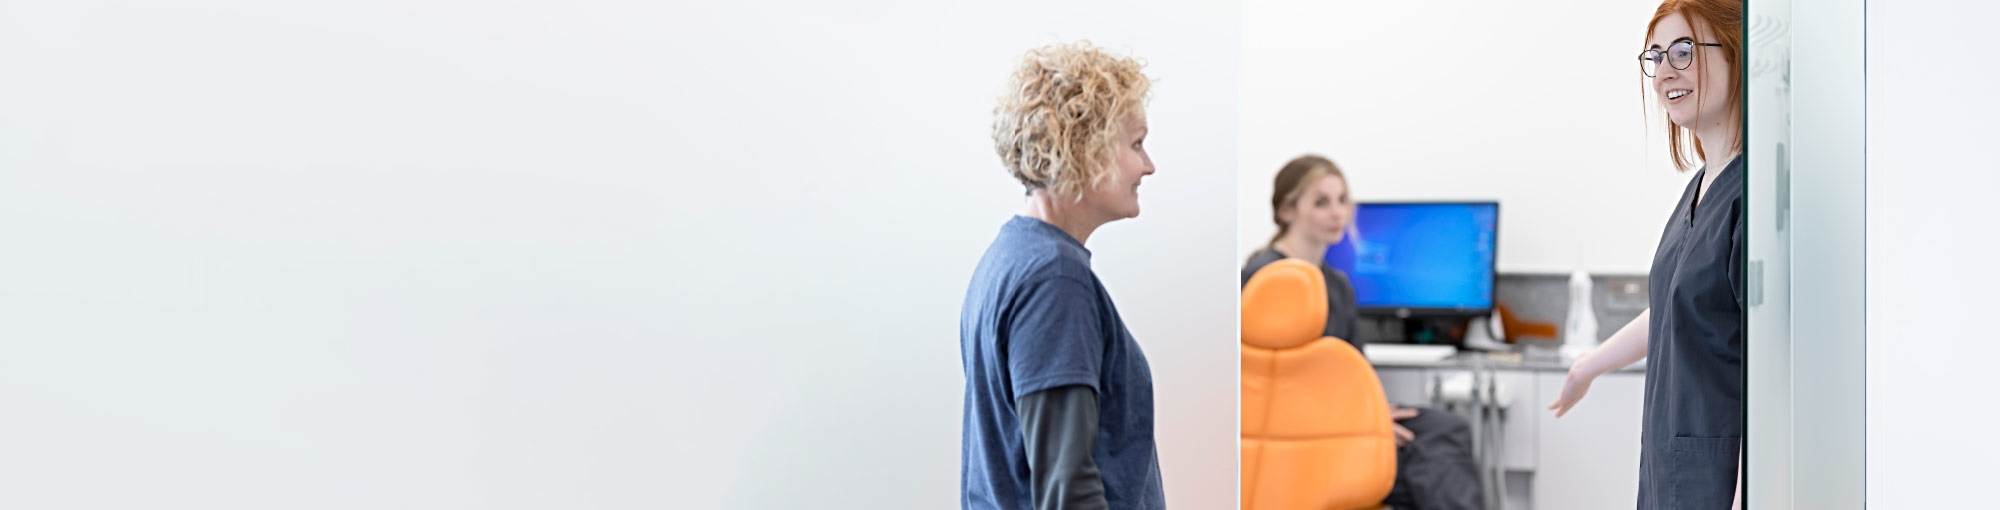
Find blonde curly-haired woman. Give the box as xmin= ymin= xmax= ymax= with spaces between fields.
xmin=960 ymin=41 xmax=1161 ymax=510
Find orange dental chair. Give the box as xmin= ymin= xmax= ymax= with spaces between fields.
xmin=1241 ymin=259 xmax=1397 ymax=510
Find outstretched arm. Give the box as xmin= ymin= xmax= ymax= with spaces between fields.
xmin=1549 ymin=309 xmax=1650 ymax=417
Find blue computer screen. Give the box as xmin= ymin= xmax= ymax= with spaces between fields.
xmin=1324 ymin=202 xmax=1497 ymax=312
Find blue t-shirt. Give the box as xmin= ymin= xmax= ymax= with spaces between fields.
xmin=960 ymin=216 xmax=1164 ymax=509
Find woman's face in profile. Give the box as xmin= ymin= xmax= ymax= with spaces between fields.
xmin=1288 ymin=174 xmax=1352 ymax=247
xmin=1648 ymin=12 xmax=1733 ymax=130
xmin=1086 ymin=113 xmax=1155 ymax=221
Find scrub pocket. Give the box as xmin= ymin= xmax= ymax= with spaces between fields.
xmin=1669 ymin=436 xmax=1742 ymax=509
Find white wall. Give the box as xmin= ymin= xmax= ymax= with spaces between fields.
xmin=1865 ymin=0 xmax=2000 ymax=506
xmin=0 ymin=1 xmax=1240 ymax=508
xmin=1241 ymin=0 xmax=1695 ymax=274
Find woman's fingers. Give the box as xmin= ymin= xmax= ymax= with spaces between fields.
xmin=1548 ymin=385 xmax=1581 ymax=417
xmin=1547 ymin=373 xmax=1592 ymax=418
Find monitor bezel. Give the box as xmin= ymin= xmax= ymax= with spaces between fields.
xmin=1335 ymin=200 xmax=1501 ymax=319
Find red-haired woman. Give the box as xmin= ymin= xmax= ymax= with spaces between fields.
xmin=1546 ymin=1 xmax=1747 ymax=508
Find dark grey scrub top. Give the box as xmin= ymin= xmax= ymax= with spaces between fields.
xmin=1635 ymin=155 xmax=1745 ymax=510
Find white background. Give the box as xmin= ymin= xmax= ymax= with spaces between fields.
xmin=1865 ymin=0 xmax=2000 ymax=506
xmin=0 ymin=1 xmax=1239 ymax=508
xmin=1240 ymin=0 xmax=1695 ymax=274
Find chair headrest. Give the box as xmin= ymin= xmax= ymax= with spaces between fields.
xmin=1241 ymin=258 xmax=1329 ymax=350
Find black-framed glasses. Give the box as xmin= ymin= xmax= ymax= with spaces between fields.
xmin=1638 ymin=40 xmax=1723 ymax=77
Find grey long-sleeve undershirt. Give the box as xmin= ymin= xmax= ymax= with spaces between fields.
xmin=1018 ymin=385 xmax=1109 ymax=510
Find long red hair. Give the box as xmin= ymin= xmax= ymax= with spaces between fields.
xmin=1646 ymin=0 xmax=1744 ymax=172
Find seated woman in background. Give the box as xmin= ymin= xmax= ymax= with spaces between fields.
xmin=1240 ymin=154 xmax=1482 ymax=510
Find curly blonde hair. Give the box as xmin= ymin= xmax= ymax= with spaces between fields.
xmin=992 ymin=41 xmax=1152 ymax=198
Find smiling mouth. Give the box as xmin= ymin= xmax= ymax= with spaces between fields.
xmin=1667 ymin=89 xmax=1692 ymax=101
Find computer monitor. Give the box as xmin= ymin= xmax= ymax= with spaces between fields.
xmin=1324 ymin=201 xmax=1498 ymax=317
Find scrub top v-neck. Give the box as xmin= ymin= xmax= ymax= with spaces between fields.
xmin=1635 ymin=155 xmax=1745 ymax=510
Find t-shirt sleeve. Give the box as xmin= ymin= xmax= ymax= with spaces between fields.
xmin=1018 ymin=385 xmax=1110 ymax=510
xmin=1006 ymin=276 xmax=1107 ymax=401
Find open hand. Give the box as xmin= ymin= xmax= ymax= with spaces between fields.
xmin=1546 ymin=370 xmax=1595 ymax=418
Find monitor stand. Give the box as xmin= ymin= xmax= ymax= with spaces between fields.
xmin=1461 ymin=315 xmax=1512 ymax=351
xmin=1363 ymin=317 xmax=1467 ymax=347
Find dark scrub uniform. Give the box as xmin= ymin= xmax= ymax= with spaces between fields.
xmin=1240 ymin=248 xmax=1483 ymax=510
xmin=1636 ymin=155 xmax=1745 ymax=510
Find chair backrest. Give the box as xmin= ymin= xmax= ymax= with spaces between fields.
xmin=1240 ymin=259 xmax=1397 ymax=510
